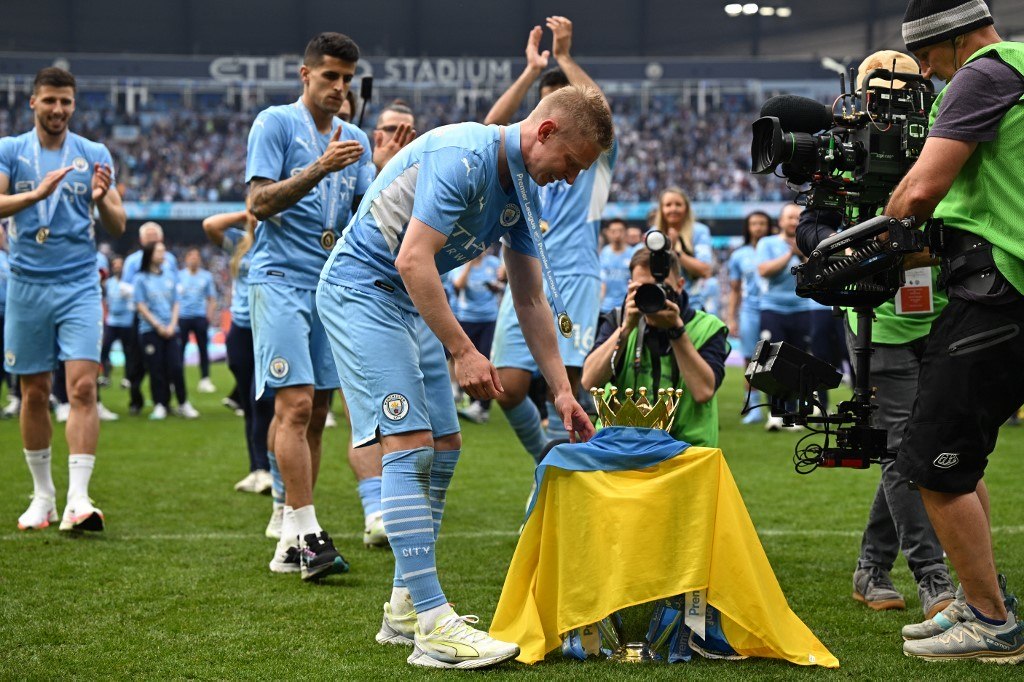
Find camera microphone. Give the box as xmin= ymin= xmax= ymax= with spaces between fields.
xmin=759 ymin=95 xmax=833 ymax=134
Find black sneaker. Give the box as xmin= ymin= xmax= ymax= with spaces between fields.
xmin=300 ymin=531 xmax=350 ymax=581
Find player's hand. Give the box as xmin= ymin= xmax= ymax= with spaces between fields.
xmin=622 ymin=282 xmax=642 ymax=331
xmin=319 ymin=127 xmax=365 ymax=173
xmin=372 ymin=123 xmax=415 ymax=171
xmin=553 ymin=391 xmax=595 ymax=443
xmin=32 ymin=166 xmax=73 ymax=202
xmin=546 ymin=16 xmax=573 ymax=59
xmin=525 ymin=25 xmax=550 ymax=72
xmin=454 ymin=348 xmax=504 ymax=401
xmin=92 ymin=163 xmax=113 ymax=202
xmin=727 ymin=318 xmax=739 ymax=338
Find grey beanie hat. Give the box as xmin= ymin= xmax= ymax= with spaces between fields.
xmin=903 ymin=0 xmax=994 ymax=52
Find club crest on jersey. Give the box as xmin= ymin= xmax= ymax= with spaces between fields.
xmin=500 ymin=203 xmax=521 ymax=227
xmin=933 ymin=452 xmax=959 ymax=469
xmin=269 ymin=357 xmax=289 ymax=379
xmin=4 ymin=350 xmax=15 ymax=367
xmin=382 ymin=393 xmax=409 ymax=421
xmin=72 ymin=157 xmax=89 ymax=173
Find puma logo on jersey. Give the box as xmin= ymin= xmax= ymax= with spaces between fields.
xmin=462 ymin=157 xmax=476 ymax=176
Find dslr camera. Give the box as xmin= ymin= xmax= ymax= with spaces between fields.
xmin=634 ymin=230 xmax=675 ymax=314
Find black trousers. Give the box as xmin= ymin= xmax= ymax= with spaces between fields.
xmin=101 ymin=324 xmax=133 ymax=379
xmin=459 ymin=319 xmax=497 ymax=409
xmin=225 ymin=324 xmax=272 ymax=472
xmin=141 ymin=331 xmax=186 ymax=408
xmin=179 ymin=316 xmax=211 ymax=379
xmin=126 ymin=317 xmax=146 ymax=409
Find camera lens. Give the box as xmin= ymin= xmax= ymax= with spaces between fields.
xmin=635 ymin=283 xmax=667 ymax=314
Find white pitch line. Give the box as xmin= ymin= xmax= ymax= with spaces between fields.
xmin=4 ymin=525 xmax=1024 ymax=542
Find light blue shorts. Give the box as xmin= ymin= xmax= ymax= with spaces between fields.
xmin=250 ymin=281 xmax=339 ymax=399
xmin=739 ymin=304 xmax=762 ymax=360
xmin=316 ymin=280 xmax=460 ymax=446
xmin=4 ymin=276 xmax=102 ymax=374
xmin=491 ymin=274 xmax=601 ymax=371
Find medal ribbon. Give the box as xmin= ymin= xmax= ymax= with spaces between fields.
xmin=503 ymin=123 xmax=573 ymax=339
xmin=32 ymin=132 xmax=74 ymax=230
xmin=295 ymin=99 xmax=342 ymax=237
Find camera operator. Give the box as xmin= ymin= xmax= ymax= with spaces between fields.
xmin=876 ymin=0 xmax=1024 ymax=661
xmin=581 ymin=247 xmax=729 ymax=447
xmin=799 ymin=50 xmax=957 ymax=622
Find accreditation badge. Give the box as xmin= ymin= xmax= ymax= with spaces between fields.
xmin=895 ymin=267 xmax=933 ymax=315
xmin=320 ymin=230 xmax=336 ymax=251
xmin=35 ymin=227 xmax=50 ymax=244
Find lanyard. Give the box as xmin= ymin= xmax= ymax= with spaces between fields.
xmin=502 ymin=123 xmax=573 ymax=339
xmin=32 ymin=132 xmax=73 ymax=228
xmin=295 ymin=99 xmax=341 ymax=234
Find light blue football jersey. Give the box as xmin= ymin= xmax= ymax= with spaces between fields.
xmin=104 ymin=276 xmax=134 ymax=327
xmin=538 ymin=140 xmax=617 ymax=278
xmin=726 ymin=244 xmax=762 ymax=311
xmin=221 ymin=227 xmax=252 ymax=328
xmin=246 ymin=99 xmax=375 ymax=290
xmin=755 ymin=234 xmax=805 ymax=314
xmin=178 ymin=268 xmax=216 ymax=318
xmin=322 ymin=122 xmax=537 ymax=312
xmin=0 ymin=131 xmax=114 ymax=282
xmin=599 ymin=244 xmax=632 ymax=312
xmin=454 ymin=253 xmax=502 ymax=323
xmin=133 ymin=269 xmax=178 ymax=334
xmin=123 ymin=248 xmax=178 ymax=285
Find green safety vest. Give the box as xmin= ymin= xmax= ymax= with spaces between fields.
xmin=606 ymin=310 xmax=728 ymax=447
xmin=930 ymin=42 xmax=1024 ymax=296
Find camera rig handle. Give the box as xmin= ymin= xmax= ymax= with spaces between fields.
xmin=793 ymin=215 xmax=925 ymax=307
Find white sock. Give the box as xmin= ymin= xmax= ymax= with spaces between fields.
xmin=293 ymin=504 xmax=322 ymax=538
xmin=280 ymin=505 xmax=297 ymax=547
xmin=67 ymin=454 xmax=96 ymax=502
xmin=390 ymin=587 xmax=413 ymax=614
xmin=25 ymin=448 xmax=56 ymax=499
xmin=418 ymin=603 xmax=453 ymax=633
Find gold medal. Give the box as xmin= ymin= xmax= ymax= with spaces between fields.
xmin=36 ymin=227 xmax=50 ymax=244
xmin=557 ymin=312 xmax=574 ymax=339
xmin=320 ymin=230 xmax=336 ymax=251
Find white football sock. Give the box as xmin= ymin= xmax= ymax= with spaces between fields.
xmin=418 ymin=603 xmax=453 ymax=633
xmin=390 ymin=587 xmax=413 ymax=614
xmin=67 ymin=454 xmax=96 ymax=503
xmin=25 ymin=448 xmax=56 ymax=499
xmin=293 ymin=504 xmax=322 ymax=538
xmin=280 ymin=505 xmax=297 ymax=547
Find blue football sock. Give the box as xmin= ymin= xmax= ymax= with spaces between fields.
xmin=357 ymin=476 xmax=382 ymax=518
xmin=504 ymin=398 xmax=547 ymax=464
xmin=267 ymin=451 xmax=285 ymax=504
xmin=429 ymin=450 xmax=460 ymax=540
xmin=382 ymin=447 xmax=446 ymax=612
xmin=544 ymin=400 xmax=568 ymax=442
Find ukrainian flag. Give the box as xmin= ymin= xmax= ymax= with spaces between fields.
xmin=489 ymin=426 xmax=839 ymax=667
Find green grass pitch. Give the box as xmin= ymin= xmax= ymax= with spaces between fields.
xmin=1 ymin=364 xmax=1022 ymax=680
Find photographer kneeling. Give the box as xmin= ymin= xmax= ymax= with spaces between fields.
xmin=582 ymin=247 xmax=729 ymax=447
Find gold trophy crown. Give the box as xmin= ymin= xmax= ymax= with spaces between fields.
xmin=590 ymin=386 xmax=684 ymax=432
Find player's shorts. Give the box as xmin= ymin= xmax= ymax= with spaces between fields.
xmin=3 ymin=276 xmax=102 ymax=374
xmin=491 ymin=274 xmax=601 ymax=371
xmin=250 ymin=281 xmax=339 ymax=399
xmin=316 ymin=280 xmax=460 ymax=447
xmin=739 ymin=304 xmax=761 ymax=360
xmin=897 ymin=295 xmax=1024 ymax=494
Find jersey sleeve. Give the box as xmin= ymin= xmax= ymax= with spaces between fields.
xmin=222 ymin=227 xmax=245 ymax=254
xmin=0 ymin=137 xmax=15 ymax=180
xmin=411 ymin=146 xmax=479 ymax=237
xmin=246 ymin=110 xmax=288 ymax=184
xmin=92 ymin=142 xmax=116 ymax=182
xmin=133 ymin=276 xmax=147 ymax=305
xmin=693 ymin=224 xmax=714 ymax=264
xmin=500 ymin=210 xmax=538 ymax=258
xmin=727 ymin=251 xmax=742 ymax=281
xmin=930 ymin=58 xmax=1024 ymax=142
xmin=355 ymin=135 xmax=376 ymax=196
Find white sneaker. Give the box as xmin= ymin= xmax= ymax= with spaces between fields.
xmin=324 ymin=411 xmax=337 ymax=429
xmin=149 ymin=404 xmax=168 ymax=421
xmin=97 ymin=402 xmax=120 ymax=421
xmin=376 ymin=602 xmax=416 ymax=646
xmin=175 ymin=402 xmax=200 ymax=419
xmin=363 ymin=511 xmax=389 ymax=548
xmin=764 ymin=415 xmax=784 ymax=432
xmin=59 ymin=497 xmax=105 ymax=532
xmin=55 ymin=402 xmax=71 ymax=423
xmin=119 ymin=378 xmax=131 ymax=390
xmin=407 ymin=611 xmax=520 ymax=669
xmin=269 ymin=540 xmax=301 ymax=573
xmin=17 ymin=493 xmax=58 ymax=530
xmin=197 ymin=377 xmax=217 ymax=394
xmin=265 ymin=503 xmax=284 ymax=540
xmin=252 ymin=470 xmax=272 ymax=495
xmin=234 ymin=471 xmax=259 ymax=493
xmin=3 ymin=396 xmax=20 ymax=417
xmin=458 ymin=402 xmax=489 ymax=424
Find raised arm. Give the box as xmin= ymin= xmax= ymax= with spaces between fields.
xmin=484 ymin=26 xmax=549 ymax=125
xmin=547 ymin=16 xmax=610 ymax=111
xmin=91 ymin=162 xmax=126 ymax=237
xmin=202 ymin=210 xmax=249 ymax=247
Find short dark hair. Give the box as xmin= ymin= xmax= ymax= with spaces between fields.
xmin=605 ymin=218 xmax=627 ymax=230
xmin=742 ymin=211 xmax=772 ymax=245
xmin=629 ymin=247 xmax=681 ymax=277
xmin=382 ymin=98 xmax=414 ymax=117
xmin=539 ymin=68 xmax=570 ymax=95
xmin=304 ymin=32 xmax=360 ymax=67
xmin=33 ymin=67 xmax=76 ymax=94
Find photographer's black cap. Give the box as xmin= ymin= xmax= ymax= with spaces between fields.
xmin=903 ymin=0 xmax=993 ymax=52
